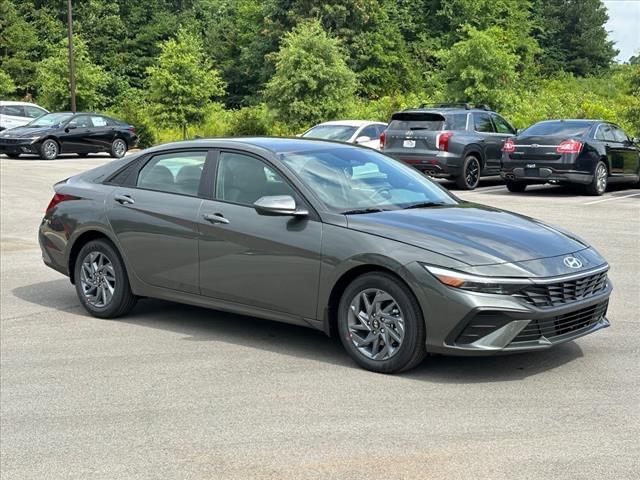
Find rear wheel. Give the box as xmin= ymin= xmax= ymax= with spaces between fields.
xmin=39 ymin=139 xmax=59 ymax=160
xmin=455 ymin=155 xmax=481 ymax=190
xmin=585 ymin=161 xmax=608 ymax=196
xmin=74 ymin=239 xmax=137 ymax=318
xmin=338 ymin=272 xmax=426 ymax=373
xmin=110 ymin=138 xmax=127 ymax=158
xmin=505 ymin=180 xmax=528 ymax=193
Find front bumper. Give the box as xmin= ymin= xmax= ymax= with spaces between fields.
xmin=401 ymin=262 xmax=612 ymax=356
xmin=0 ymin=139 xmax=39 ymax=155
xmin=501 ymin=164 xmax=592 ymax=185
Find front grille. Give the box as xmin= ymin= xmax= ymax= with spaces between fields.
xmin=512 ymin=270 xmax=608 ymax=308
xmin=512 ymin=300 xmax=608 ymax=343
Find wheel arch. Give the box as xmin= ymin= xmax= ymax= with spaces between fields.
xmin=463 ymin=146 xmax=484 ymax=167
xmin=68 ymin=230 xmax=120 ymax=284
xmin=322 ymin=264 xmax=420 ymax=338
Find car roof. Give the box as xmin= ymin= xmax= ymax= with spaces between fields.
xmin=147 ymin=137 xmax=368 ymax=155
xmin=400 ymin=108 xmax=486 ymax=114
xmin=533 ymin=119 xmax=601 ymax=124
xmin=0 ymin=101 xmax=47 ymax=108
xmin=313 ymin=120 xmax=387 ymax=127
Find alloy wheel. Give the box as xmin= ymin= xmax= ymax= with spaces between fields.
xmin=79 ymin=251 xmax=116 ymax=308
xmin=113 ymin=139 xmax=126 ymax=157
xmin=465 ymin=158 xmax=480 ymax=188
xmin=596 ymin=163 xmax=607 ymax=194
xmin=347 ymin=288 xmax=405 ymax=360
xmin=43 ymin=140 xmax=58 ymax=159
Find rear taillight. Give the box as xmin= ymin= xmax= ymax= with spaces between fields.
xmin=379 ymin=131 xmax=386 ymax=149
xmin=46 ymin=193 xmax=77 ymax=213
xmin=436 ymin=131 xmax=453 ymax=151
xmin=556 ymin=139 xmax=583 ymax=154
xmin=129 ymin=126 xmax=137 ymax=134
xmin=502 ymin=139 xmax=516 ymax=153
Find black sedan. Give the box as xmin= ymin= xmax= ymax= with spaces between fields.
xmin=501 ymin=119 xmax=640 ymax=195
xmin=0 ymin=112 xmax=138 ymax=160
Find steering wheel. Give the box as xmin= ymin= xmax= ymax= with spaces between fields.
xmin=368 ymin=186 xmax=392 ymax=201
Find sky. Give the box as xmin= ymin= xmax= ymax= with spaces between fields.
xmin=603 ymin=0 xmax=640 ymax=62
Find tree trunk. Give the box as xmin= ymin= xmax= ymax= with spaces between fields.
xmin=182 ymin=124 xmax=187 ymax=140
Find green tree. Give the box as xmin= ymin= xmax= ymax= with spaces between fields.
xmin=35 ymin=37 xmax=110 ymax=111
xmin=439 ymin=26 xmax=519 ymax=108
xmin=264 ymin=20 xmax=357 ymax=129
xmin=0 ymin=68 xmax=16 ymax=97
xmin=532 ymin=0 xmax=617 ymax=76
xmin=146 ymin=29 xmax=226 ymax=139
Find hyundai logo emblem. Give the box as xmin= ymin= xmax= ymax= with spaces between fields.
xmin=563 ymin=256 xmax=583 ymax=269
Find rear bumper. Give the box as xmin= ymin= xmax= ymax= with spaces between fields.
xmin=385 ymin=151 xmax=463 ymax=177
xmin=501 ymin=164 xmax=592 ymax=184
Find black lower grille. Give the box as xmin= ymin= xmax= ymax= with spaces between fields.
xmin=0 ymin=139 xmax=23 ymax=145
xmin=512 ymin=300 xmax=608 ymax=343
xmin=512 ymin=270 xmax=608 ymax=308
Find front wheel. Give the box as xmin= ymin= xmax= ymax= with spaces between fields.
xmin=585 ymin=161 xmax=608 ymax=196
xmin=338 ymin=272 xmax=426 ymax=373
xmin=74 ymin=239 xmax=137 ymax=318
xmin=505 ymin=180 xmax=528 ymax=192
xmin=39 ymin=139 xmax=59 ymax=160
xmin=110 ymin=138 xmax=127 ymax=158
xmin=455 ymin=155 xmax=481 ymax=190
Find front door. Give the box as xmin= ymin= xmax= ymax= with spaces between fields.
xmin=106 ymin=149 xmax=209 ymax=293
xmin=60 ymin=115 xmax=94 ymax=153
xmin=197 ymin=150 xmax=322 ymax=319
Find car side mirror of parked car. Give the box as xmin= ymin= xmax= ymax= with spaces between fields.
xmin=355 ymin=136 xmax=371 ymax=144
xmin=632 ymin=137 xmax=639 ymax=144
xmin=254 ymin=195 xmax=308 ymax=217
xmin=65 ymin=124 xmax=77 ymax=131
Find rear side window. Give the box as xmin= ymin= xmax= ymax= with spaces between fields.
xmin=523 ymin=121 xmax=592 ymax=137
xmin=359 ymin=125 xmax=379 ymax=139
xmin=0 ymin=105 xmax=24 ymax=117
xmin=388 ymin=112 xmax=446 ymax=132
xmin=492 ymin=114 xmax=515 ymax=134
xmin=445 ymin=114 xmax=468 ymax=131
xmin=137 ymin=151 xmax=207 ymax=196
xmin=473 ymin=113 xmax=494 ymax=133
xmin=91 ymin=116 xmax=108 ymax=127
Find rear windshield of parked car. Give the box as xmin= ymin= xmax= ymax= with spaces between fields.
xmin=388 ymin=112 xmax=467 ymax=132
xmin=302 ymin=125 xmax=357 ymax=141
xmin=521 ymin=121 xmax=592 ymax=137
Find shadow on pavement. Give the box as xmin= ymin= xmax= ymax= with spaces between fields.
xmin=13 ymin=279 xmax=585 ymax=381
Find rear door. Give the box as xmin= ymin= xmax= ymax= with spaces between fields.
xmin=197 ymin=150 xmax=322 ymax=319
xmin=473 ymin=112 xmax=501 ymax=172
xmin=106 ymin=149 xmax=210 ymax=293
xmin=596 ymin=124 xmax=624 ymax=175
xmin=611 ymin=125 xmax=639 ymax=176
xmin=89 ymin=115 xmax=117 ymax=151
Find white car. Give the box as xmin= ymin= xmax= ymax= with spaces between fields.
xmin=301 ymin=120 xmax=387 ymax=150
xmin=0 ymin=101 xmax=49 ymax=131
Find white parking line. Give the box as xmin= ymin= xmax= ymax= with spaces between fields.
xmin=463 ymin=185 xmax=506 ymax=194
xmin=584 ymin=192 xmax=640 ymax=205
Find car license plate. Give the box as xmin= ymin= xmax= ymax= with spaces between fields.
xmin=403 ymin=139 xmax=416 ymax=148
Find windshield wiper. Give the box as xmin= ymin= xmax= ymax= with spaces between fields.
xmin=341 ymin=208 xmax=388 ymax=215
xmin=402 ymin=202 xmax=447 ymax=210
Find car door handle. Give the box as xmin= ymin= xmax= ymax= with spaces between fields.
xmin=114 ymin=194 xmax=135 ymax=205
xmin=203 ymin=213 xmax=229 ymax=224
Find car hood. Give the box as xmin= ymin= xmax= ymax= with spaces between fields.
xmin=345 ymin=203 xmax=588 ymax=266
xmin=1 ymin=126 xmax=53 ymax=138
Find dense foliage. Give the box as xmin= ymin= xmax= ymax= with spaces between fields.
xmin=1 ymin=0 xmax=638 ymax=142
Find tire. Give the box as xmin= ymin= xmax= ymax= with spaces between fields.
xmin=337 ymin=272 xmax=427 ymax=373
xmin=74 ymin=239 xmax=137 ymax=318
xmin=505 ymin=180 xmax=527 ymax=193
xmin=454 ymin=155 xmax=481 ymax=190
xmin=39 ymin=139 xmax=59 ymax=160
xmin=585 ymin=160 xmax=608 ymax=196
xmin=5 ymin=153 xmax=20 ymax=159
xmin=110 ymin=138 xmax=127 ymax=158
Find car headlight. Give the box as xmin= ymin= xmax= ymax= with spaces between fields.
xmin=422 ymin=264 xmax=531 ymax=295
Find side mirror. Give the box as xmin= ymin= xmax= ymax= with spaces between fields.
xmin=632 ymin=137 xmax=639 ymax=144
xmin=66 ymin=124 xmax=77 ymax=131
xmin=355 ymin=136 xmax=371 ymax=144
xmin=254 ymin=195 xmax=308 ymax=217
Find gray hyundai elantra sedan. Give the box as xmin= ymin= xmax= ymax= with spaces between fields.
xmin=39 ymin=138 xmax=612 ymax=373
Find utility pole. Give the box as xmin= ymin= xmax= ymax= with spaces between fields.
xmin=66 ymin=0 xmax=77 ymax=113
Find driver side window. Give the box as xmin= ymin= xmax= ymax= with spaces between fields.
xmin=214 ymin=152 xmax=296 ymax=206
xmin=359 ymin=125 xmax=379 ymax=140
xmin=69 ymin=115 xmax=93 ymax=128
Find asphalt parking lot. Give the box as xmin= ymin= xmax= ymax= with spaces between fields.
xmin=1 ymin=154 xmax=639 ymax=480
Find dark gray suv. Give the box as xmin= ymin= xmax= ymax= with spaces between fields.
xmin=381 ymin=104 xmax=517 ymax=189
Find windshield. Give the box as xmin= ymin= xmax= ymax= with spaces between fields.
xmin=27 ymin=113 xmax=73 ymax=128
xmin=302 ymin=125 xmax=358 ymax=141
xmin=279 ymin=147 xmax=457 ymax=213
xmin=520 ymin=121 xmax=592 ymax=137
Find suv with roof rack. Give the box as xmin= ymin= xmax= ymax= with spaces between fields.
xmin=380 ymin=103 xmax=517 ymax=189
